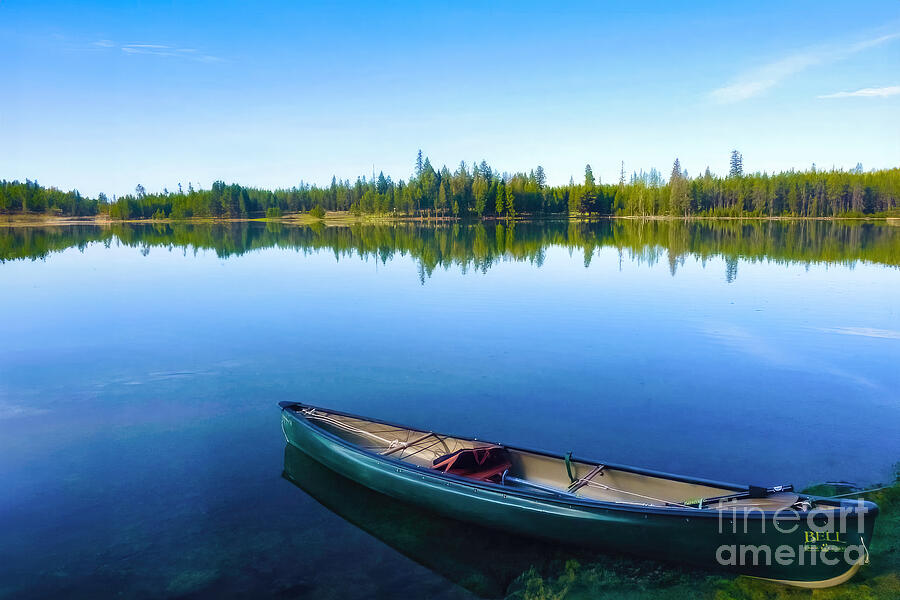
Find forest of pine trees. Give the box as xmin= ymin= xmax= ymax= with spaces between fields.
xmin=1 ymin=152 xmax=898 ymax=220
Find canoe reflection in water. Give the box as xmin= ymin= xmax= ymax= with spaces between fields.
xmin=281 ymin=443 xmax=719 ymax=599
xmin=281 ymin=443 xmax=570 ymax=598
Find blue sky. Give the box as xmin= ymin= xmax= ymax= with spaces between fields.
xmin=2 ymin=1 xmax=898 ymax=196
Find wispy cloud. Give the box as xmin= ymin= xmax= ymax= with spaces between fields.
xmin=124 ymin=43 xmax=170 ymax=49
xmin=703 ymin=324 xmax=880 ymax=390
xmin=817 ymin=326 xmax=900 ymax=339
xmin=818 ymin=85 xmax=900 ymax=99
xmin=90 ymin=40 xmax=222 ymax=62
xmin=710 ymin=32 xmax=900 ymax=103
xmin=0 ymin=401 xmax=49 ymax=420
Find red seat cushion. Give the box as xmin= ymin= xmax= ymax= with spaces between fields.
xmin=432 ymin=446 xmax=511 ymax=482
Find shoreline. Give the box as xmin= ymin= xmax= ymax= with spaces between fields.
xmin=1 ymin=212 xmax=896 ymax=228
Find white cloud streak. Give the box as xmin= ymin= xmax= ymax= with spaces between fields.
xmin=817 ymin=326 xmax=900 ymax=339
xmin=90 ymin=40 xmax=221 ymax=62
xmin=710 ymin=32 xmax=900 ymax=103
xmin=124 ymin=43 xmax=170 ymax=49
xmin=818 ymin=85 xmax=900 ymax=98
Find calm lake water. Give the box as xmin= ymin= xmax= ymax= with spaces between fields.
xmin=1 ymin=220 xmax=898 ymax=598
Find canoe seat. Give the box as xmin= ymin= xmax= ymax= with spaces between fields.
xmin=432 ymin=446 xmax=512 ymax=482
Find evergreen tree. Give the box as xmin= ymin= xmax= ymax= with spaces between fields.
xmin=535 ymin=165 xmax=546 ymax=189
xmin=479 ymin=160 xmax=492 ymax=183
xmin=729 ymin=150 xmax=743 ymax=177
xmin=473 ymin=175 xmax=488 ymax=216
xmin=580 ymin=188 xmax=597 ymax=214
xmin=584 ymin=164 xmax=596 ymax=189
xmin=671 ymin=159 xmax=682 ymax=182
xmin=670 ymin=159 xmax=690 ymax=216
xmin=437 ymin=183 xmax=448 ymax=216
xmin=420 ymin=157 xmax=437 ymax=211
xmin=505 ymin=185 xmax=516 ymax=218
xmin=451 ymin=161 xmax=470 ymax=215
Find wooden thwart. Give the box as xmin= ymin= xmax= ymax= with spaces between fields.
xmin=568 ymin=464 xmax=605 ymax=493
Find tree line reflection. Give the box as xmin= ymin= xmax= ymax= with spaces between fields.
xmin=2 ymin=219 xmax=897 ymax=283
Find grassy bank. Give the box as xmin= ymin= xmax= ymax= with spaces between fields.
xmin=2 ymin=211 xmax=897 ymax=228
xmin=0 ymin=210 xmax=474 ymax=227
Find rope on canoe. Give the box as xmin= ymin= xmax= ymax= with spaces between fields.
xmin=381 ymin=431 xmax=436 ymax=456
xmin=577 ymin=479 xmax=693 ymax=508
xmin=302 ymin=410 xmax=399 ymax=448
xmin=394 ymin=434 xmax=451 ymax=459
xmin=301 ymin=409 xmax=450 ymax=457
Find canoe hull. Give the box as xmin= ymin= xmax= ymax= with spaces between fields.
xmin=281 ymin=407 xmax=876 ymax=587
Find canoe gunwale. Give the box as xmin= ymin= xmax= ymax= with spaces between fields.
xmin=279 ymin=401 xmax=878 ymax=519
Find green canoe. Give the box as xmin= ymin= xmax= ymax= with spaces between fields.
xmin=279 ymin=401 xmax=878 ymax=588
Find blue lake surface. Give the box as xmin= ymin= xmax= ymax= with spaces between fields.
xmin=1 ymin=221 xmax=898 ymax=598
